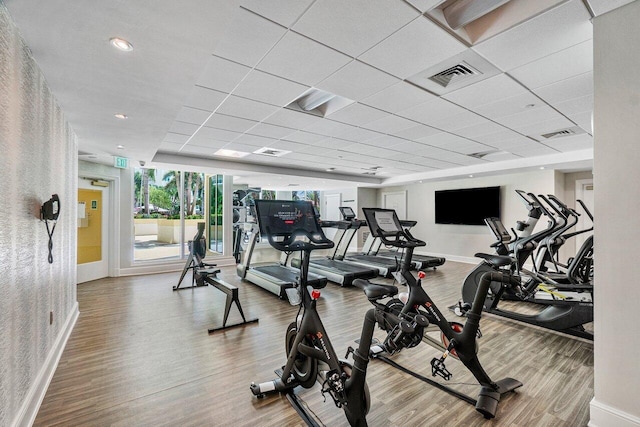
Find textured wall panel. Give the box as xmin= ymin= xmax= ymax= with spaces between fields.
xmin=0 ymin=3 xmax=78 ymax=425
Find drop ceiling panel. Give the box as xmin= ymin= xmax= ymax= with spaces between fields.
xmin=204 ymin=113 xmax=258 ymax=133
xmin=186 ymin=135 xmax=228 ymax=149
xmin=316 ymin=60 xmax=399 ymax=101
xmin=362 ymin=114 xmax=417 ymax=134
xmin=405 ymin=0 xmax=446 ymax=13
xmin=397 ymin=97 xmax=468 ymax=125
xmin=247 ymin=122 xmax=296 ymax=139
xmin=184 ymin=86 xmax=227 ymax=111
xmin=331 ymin=126 xmax=382 ymax=143
xmin=284 ymin=130 xmax=328 ymax=144
xmin=364 ymin=135 xmax=407 ymax=148
xmin=304 ymin=118 xmax=362 ymax=138
xmin=217 ymin=96 xmax=280 ymax=122
xmin=212 ymin=8 xmax=287 ymax=67
xmin=392 ymin=124 xmax=441 ymax=140
xmin=195 ymin=126 xmax=241 ymax=142
xmin=443 ymin=74 xmax=527 ymax=109
xmin=515 ymin=116 xmax=576 ymax=139
xmin=361 ymin=81 xmax=436 ymax=114
xmin=472 ymin=0 xmax=593 ymax=71
xmin=196 ymin=56 xmax=251 ymax=93
xmin=427 ymin=110 xmax=488 ymax=132
xmin=256 ymin=31 xmax=352 ymax=86
xmin=240 ymin=0 xmax=314 ymax=27
xmin=163 ymin=133 xmax=190 ymax=144
xmin=233 ymin=70 xmax=309 ymax=106
xmin=472 ymin=92 xmax=545 ymax=120
xmin=509 ymin=40 xmax=593 ymax=89
xmin=175 ymin=107 xmax=211 ymax=125
xmin=264 ymin=108 xmax=323 ymax=129
xmin=269 ymin=139 xmax=309 ymax=152
xmin=233 ymin=134 xmax=278 ymax=147
xmin=553 ymin=94 xmax=593 ymax=116
xmin=494 ymin=105 xmax=572 ymax=133
xmin=292 ymin=0 xmax=418 ymax=57
xmin=159 ymin=141 xmax=183 ymax=152
xmin=169 ymin=121 xmax=200 ymax=135
xmin=507 ymin=144 xmax=559 ymax=157
xmin=359 ymin=16 xmax=467 ymax=79
xmin=544 ymin=133 xmax=593 ymax=152
xmin=453 ymin=121 xmax=510 ymax=139
xmin=532 ymin=71 xmax=593 ymax=105
xmin=324 ymin=103 xmax=389 ymax=126
xmin=568 ymin=111 xmax=593 ymax=133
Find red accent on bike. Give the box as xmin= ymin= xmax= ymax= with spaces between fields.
xmin=418 ymin=271 xmax=426 ymax=279
xmin=311 ymin=289 xmax=321 ymax=300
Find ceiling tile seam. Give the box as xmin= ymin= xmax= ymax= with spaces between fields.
xmin=581 ymin=0 xmax=596 ymax=18
xmin=505 ymin=71 xmax=588 ymax=140
xmin=505 ymin=39 xmax=594 ymax=76
xmin=179 ymin=0 xmax=322 ymax=153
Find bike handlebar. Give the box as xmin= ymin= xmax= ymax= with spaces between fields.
xmin=377 ymin=227 xmax=426 ymax=248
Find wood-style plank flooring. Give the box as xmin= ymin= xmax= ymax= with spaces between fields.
xmin=35 ymin=261 xmax=593 ymax=426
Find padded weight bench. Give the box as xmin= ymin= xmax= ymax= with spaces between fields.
xmin=174 ymin=223 xmax=258 ymax=333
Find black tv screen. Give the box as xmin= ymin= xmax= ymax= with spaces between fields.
xmin=435 ymin=186 xmax=500 ymax=225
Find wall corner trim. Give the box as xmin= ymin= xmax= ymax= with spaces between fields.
xmin=589 ymin=398 xmax=640 ymax=427
xmin=11 ymin=302 xmax=80 ymax=427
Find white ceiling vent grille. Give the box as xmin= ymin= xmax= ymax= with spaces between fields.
xmin=530 ymin=126 xmax=586 ymax=142
xmin=468 ymin=149 xmax=500 ymax=159
xmin=253 ymin=147 xmax=291 ymax=157
xmin=407 ymin=50 xmax=500 ymax=95
xmin=541 ymin=129 xmax=575 ymax=139
xmin=429 ymin=62 xmax=480 ymax=88
xmin=286 ymin=88 xmax=354 ymax=118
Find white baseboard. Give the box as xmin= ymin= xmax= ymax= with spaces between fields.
xmin=12 ymin=302 xmax=79 ymax=427
xmin=589 ymin=398 xmax=640 ymax=427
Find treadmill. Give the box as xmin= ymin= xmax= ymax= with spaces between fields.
xmin=236 ymin=224 xmax=328 ymax=299
xmin=336 ymin=207 xmax=402 ymax=278
xmin=364 ymin=218 xmax=446 ymax=270
xmin=291 ymin=219 xmax=378 ymax=286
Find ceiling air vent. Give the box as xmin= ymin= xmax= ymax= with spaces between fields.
xmin=541 ymin=129 xmax=575 ymax=139
xmin=468 ymin=150 xmax=500 ymax=159
xmin=286 ymin=88 xmax=354 ymax=118
xmin=253 ymin=147 xmax=291 ymax=157
xmin=429 ymin=61 xmax=480 ymax=88
xmin=362 ymin=171 xmax=377 ymax=176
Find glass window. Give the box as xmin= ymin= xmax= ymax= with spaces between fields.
xmin=209 ymin=175 xmax=224 ymax=253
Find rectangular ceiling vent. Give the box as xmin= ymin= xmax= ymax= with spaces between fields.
xmin=541 ymin=128 xmax=575 ymax=139
xmin=429 ymin=61 xmax=480 ymax=88
xmin=253 ymin=147 xmax=291 ymax=157
xmin=468 ymin=149 xmax=500 ymax=159
xmin=362 ymin=171 xmax=377 ymax=176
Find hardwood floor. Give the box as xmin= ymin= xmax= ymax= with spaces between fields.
xmin=34 ymin=261 xmax=593 ymax=426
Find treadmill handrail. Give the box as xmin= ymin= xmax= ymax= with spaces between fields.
xmin=264 ymin=227 xmax=335 ymax=252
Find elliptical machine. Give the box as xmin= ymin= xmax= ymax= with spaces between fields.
xmin=460 ymin=192 xmax=593 ymax=340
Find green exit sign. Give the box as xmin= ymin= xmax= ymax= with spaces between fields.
xmin=114 ymin=156 xmax=128 ymax=169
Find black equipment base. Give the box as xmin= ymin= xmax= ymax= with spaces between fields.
xmin=275 ymin=369 xmax=321 ymax=427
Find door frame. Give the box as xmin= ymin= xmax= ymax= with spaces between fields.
xmin=78 ymin=173 xmax=120 ymax=278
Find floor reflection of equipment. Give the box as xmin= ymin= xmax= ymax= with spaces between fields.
xmin=174 ymin=223 xmax=258 ymax=333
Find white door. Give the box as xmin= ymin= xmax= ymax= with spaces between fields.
xmin=324 ymin=193 xmax=341 ymax=240
xmin=383 ymin=191 xmax=407 ymax=220
xmin=77 ymin=178 xmax=109 ymax=283
xmin=575 ymin=180 xmax=594 ymax=251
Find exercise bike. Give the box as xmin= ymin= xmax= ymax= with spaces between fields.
xmin=355 ymin=208 xmax=523 ymax=419
xmin=249 ymin=200 xmax=378 ymax=426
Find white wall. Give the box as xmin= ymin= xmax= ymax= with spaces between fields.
xmin=0 ymin=4 xmax=78 ymax=425
xmin=377 ymin=170 xmax=558 ymax=263
xmin=591 ymin=3 xmax=640 ymax=426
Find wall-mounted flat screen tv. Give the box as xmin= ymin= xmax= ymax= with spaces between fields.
xmin=435 ymin=186 xmax=500 ymax=225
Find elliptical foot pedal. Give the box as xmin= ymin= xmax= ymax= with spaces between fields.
xmin=494 ymin=377 xmax=523 ymax=394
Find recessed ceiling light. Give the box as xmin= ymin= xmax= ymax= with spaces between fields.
xmin=525 ymin=103 xmax=536 ymax=109
xmin=116 ymin=145 xmax=125 ymax=150
xmin=326 ymin=167 xmax=336 ymax=172
xmin=214 ymin=149 xmax=250 ymax=158
xmin=540 ymin=166 xmax=545 ymax=170
xmin=110 ymin=37 xmax=133 ymax=52
xmin=469 ymin=174 xmax=474 ymax=178
xmin=114 ymin=113 xmax=128 ymax=119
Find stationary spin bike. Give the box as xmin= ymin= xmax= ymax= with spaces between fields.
xmin=249 ymin=200 xmax=379 ymax=426
xmin=355 ymin=208 xmax=523 ymax=419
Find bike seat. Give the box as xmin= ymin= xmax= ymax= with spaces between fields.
xmin=353 ymin=279 xmax=398 ymax=300
xmin=475 ymin=253 xmax=514 ymax=268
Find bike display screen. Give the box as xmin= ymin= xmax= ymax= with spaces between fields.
xmin=254 ymin=200 xmax=321 ymax=236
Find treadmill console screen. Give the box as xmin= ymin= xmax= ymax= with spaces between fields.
xmin=484 ymin=217 xmax=511 ymax=243
xmin=362 ymin=208 xmax=403 ymax=237
xmin=339 ymin=206 xmax=356 ymax=220
xmin=254 ymin=200 xmax=321 ymax=236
